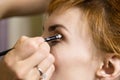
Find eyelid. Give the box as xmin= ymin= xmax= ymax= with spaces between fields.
xmin=47 ymin=32 xmax=63 ymax=45
xmin=46 ymin=25 xmax=67 ymax=42
xmin=48 ymin=24 xmax=69 ymax=33
xmin=49 ymin=38 xmax=63 ymax=46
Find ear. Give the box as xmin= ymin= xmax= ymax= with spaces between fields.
xmin=96 ymin=54 xmax=120 ymax=80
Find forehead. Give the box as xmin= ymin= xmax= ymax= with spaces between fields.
xmin=44 ymin=7 xmax=85 ymax=29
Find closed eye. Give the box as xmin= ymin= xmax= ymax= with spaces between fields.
xmin=49 ymin=39 xmax=61 ymax=46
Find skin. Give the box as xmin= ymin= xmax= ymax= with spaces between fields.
xmin=0 ymin=0 xmax=54 ymax=80
xmin=0 ymin=0 xmax=51 ymax=18
xmin=0 ymin=36 xmax=55 ymax=80
xmin=43 ymin=7 xmax=102 ymax=80
xmin=1 ymin=2 xmax=120 ymax=80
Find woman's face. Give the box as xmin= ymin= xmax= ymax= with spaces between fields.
xmin=42 ymin=7 xmax=101 ymax=80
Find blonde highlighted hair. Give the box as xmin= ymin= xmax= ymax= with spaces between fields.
xmin=48 ymin=0 xmax=120 ymax=56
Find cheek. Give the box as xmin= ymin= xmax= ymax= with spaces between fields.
xmin=50 ymin=43 xmax=94 ymax=68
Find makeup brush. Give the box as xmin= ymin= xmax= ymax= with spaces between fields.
xmin=0 ymin=34 xmax=62 ymax=56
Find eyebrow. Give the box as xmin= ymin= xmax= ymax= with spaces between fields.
xmin=48 ymin=24 xmax=69 ymax=32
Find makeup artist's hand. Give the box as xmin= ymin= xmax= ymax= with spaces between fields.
xmin=0 ymin=36 xmax=55 ymax=80
xmin=0 ymin=0 xmax=52 ymax=18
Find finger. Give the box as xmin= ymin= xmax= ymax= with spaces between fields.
xmin=21 ymin=50 xmax=49 ymax=73
xmin=37 ymin=54 xmax=55 ymax=74
xmin=14 ymin=36 xmax=45 ymax=60
xmin=17 ymin=55 xmax=54 ymax=80
xmin=14 ymin=67 xmax=40 ymax=80
xmin=11 ymin=50 xmax=48 ymax=80
xmin=24 ymin=41 xmax=51 ymax=66
xmin=44 ymin=65 xmax=55 ymax=80
xmin=10 ymin=42 xmax=51 ymax=79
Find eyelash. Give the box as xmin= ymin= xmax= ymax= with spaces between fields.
xmin=49 ymin=40 xmax=60 ymax=46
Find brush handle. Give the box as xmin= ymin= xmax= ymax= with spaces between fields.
xmin=0 ymin=49 xmax=12 ymax=56
xmin=0 ymin=34 xmax=62 ymax=56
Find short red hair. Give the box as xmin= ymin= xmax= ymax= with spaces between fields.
xmin=48 ymin=0 xmax=120 ymax=56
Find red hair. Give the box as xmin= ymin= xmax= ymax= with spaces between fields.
xmin=48 ymin=0 xmax=120 ymax=56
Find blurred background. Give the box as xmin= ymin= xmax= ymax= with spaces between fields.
xmin=0 ymin=15 xmax=43 ymax=51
